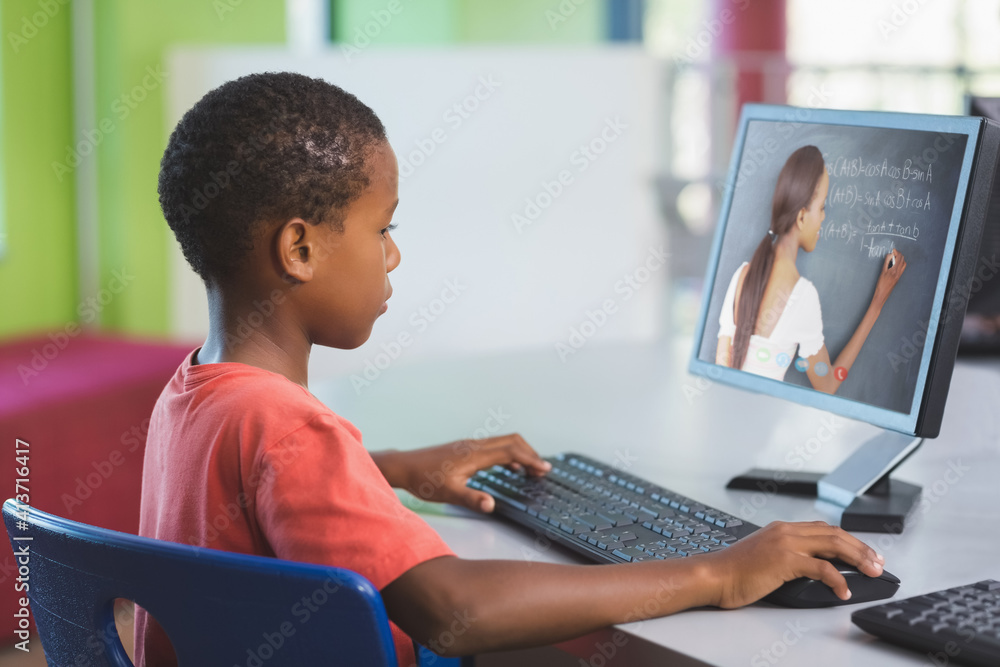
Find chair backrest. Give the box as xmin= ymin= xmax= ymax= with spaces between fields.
xmin=3 ymin=499 xmax=431 ymax=666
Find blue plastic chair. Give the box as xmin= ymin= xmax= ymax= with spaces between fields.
xmin=3 ymin=499 xmax=465 ymax=666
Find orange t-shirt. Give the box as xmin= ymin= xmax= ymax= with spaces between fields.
xmin=135 ymin=350 xmax=454 ymax=667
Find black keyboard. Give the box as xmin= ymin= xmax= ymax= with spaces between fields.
xmin=468 ymin=452 xmax=760 ymax=565
xmin=852 ymin=580 xmax=1000 ymax=666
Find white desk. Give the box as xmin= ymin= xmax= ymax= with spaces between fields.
xmin=313 ymin=339 xmax=1000 ymax=666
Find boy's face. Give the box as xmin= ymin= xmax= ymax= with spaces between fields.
xmin=306 ymin=141 xmax=400 ymax=349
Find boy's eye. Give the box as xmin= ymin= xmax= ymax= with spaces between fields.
xmin=381 ymin=223 xmax=397 ymax=237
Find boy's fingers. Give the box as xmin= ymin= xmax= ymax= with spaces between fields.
xmin=800 ymin=557 xmax=851 ymax=601
xmin=485 ymin=434 xmax=551 ymax=475
xmin=815 ymin=534 xmax=884 ymax=577
xmin=451 ymin=487 xmax=495 ymax=513
xmin=794 ymin=523 xmax=883 ymax=576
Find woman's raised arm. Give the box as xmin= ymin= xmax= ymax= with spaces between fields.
xmin=806 ymin=249 xmax=907 ymax=394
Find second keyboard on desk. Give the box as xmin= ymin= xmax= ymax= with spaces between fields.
xmin=468 ymin=452 xmax=760 ymax=564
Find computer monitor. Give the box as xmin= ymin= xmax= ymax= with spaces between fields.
xmin=962 ymin=96 xmax=1000 ymax=353
xmin=688 ymin=104 xmax=1000 ymax=532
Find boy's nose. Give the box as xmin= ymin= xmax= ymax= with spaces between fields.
xmin=386 ymin=233 xmax=401 ymax=272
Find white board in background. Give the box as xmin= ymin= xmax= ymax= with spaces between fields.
xmin=165 ymin=46 xmax=667 ymax=381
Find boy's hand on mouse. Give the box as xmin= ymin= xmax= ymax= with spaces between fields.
xmin=700 ymin=520 xmax=885 ymax=609
xmin=386 ymin=434 xmax=551 ymax=513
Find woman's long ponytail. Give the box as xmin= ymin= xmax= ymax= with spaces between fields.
xmin=731 ymin=236 xmax=776 ymax=370
xmin=730 ymin=145 xmax=825 ymax=371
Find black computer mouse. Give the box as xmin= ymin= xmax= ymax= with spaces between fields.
xmin=763 ymin=559 xmax=901 ymax=608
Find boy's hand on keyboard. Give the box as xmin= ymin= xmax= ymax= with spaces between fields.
xmin=393 ymin=434 xmax=552 ymax=513
xmin=704 ymin=520 xmax=885 ymax=608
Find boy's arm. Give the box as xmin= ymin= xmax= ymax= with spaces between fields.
xmin=382 ymin=521 xmax=885 ymax=656
xmin=371 ymin=434 xmax=551 ymax=512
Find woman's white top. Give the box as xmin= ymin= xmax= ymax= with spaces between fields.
xmin=718 ymin=262 xmax=825 ymax=381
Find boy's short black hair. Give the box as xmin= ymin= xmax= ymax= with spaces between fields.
xmin=158 ymin=71 xmax=387 ymax=282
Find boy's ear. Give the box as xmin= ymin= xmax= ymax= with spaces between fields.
xmin=274 ymin=218 xmax=317 ymax=283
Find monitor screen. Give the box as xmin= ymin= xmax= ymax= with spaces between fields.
xmin=689 ymin=105 xmax=992 ymax=436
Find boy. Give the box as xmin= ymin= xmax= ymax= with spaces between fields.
xmin=139 ymin=72 xmax=885 ymax=666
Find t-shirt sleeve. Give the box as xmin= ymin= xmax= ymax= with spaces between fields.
xmin=718 ymin=264 xmax=744 ymax=338
xmin=791 ymin=280 xmax=825 ymax=358
xmin=253 ymin=413 xmax=455 ymax=591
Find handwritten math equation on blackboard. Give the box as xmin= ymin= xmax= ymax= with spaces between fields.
xmin=820 ymin=153 xmax=936 ymax=260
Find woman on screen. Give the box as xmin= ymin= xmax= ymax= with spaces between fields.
xmin=715 ymin=145 xmax=907 ymax=394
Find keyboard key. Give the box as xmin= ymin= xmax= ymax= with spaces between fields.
xmin=559 ymin=521 xmax=589 ymax=535
xmin=899 ymin=598 xmax=938 ymax=612
xmin=612 ymin=547 xmax=647 ymax=562
xmin=603 ymin=512 xmax=634 ymax=528
xmin=573 ymin=514 xmax=604 ymax=531
xmin=610 ymin=530 xmax=637 ymax=544
xmin=638 ymin=505 xmax=661 ymax=519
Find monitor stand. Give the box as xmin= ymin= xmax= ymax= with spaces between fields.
xmin=726 ymin=430 xmax=924 ymax=534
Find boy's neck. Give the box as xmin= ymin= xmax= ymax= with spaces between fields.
xmin=197 ymin=283 xmax=311 ymax=389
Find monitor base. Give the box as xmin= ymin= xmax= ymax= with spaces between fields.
xmin=727 ymin=469 xmax=922 ymax=533
xmin=838 ymin=476 xmax=922 ymax=534
xmin=726 ymin=430 xmax=924 ymax=534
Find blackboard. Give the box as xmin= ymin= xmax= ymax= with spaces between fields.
xmin=698 ymin=120 xmax=969 ymax=413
